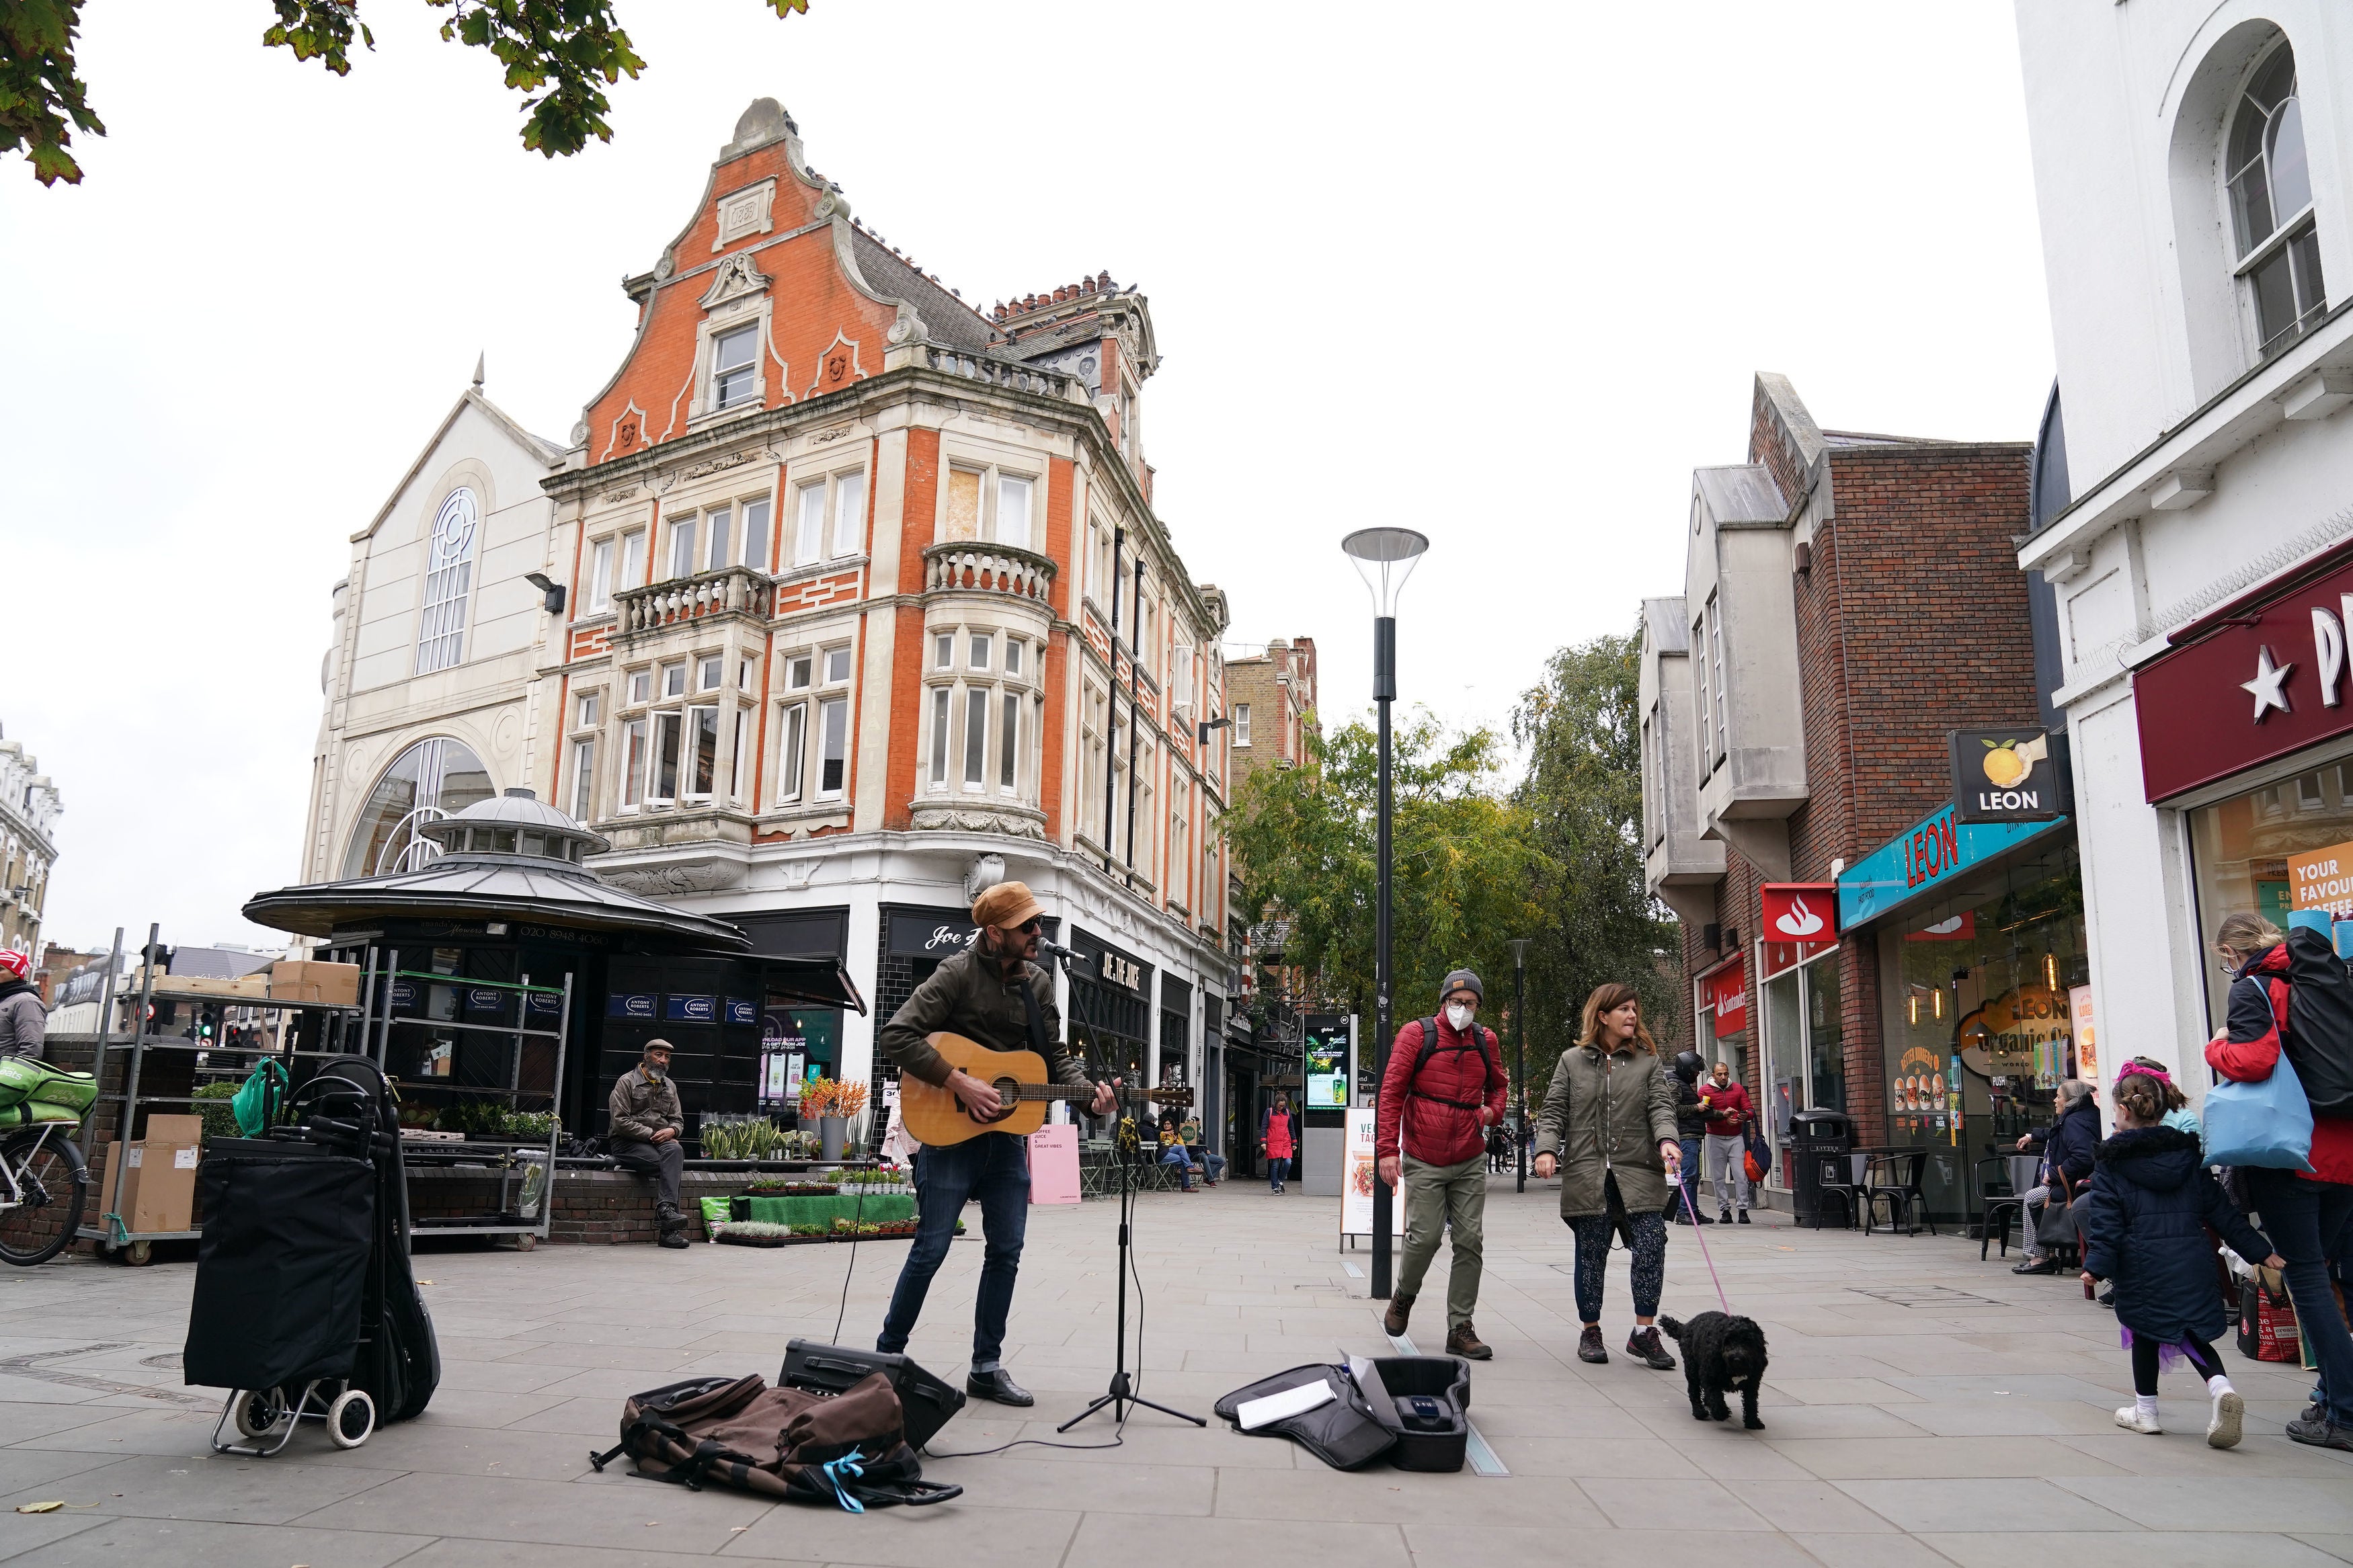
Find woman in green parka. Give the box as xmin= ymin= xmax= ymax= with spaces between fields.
xmin=1533 ymin=982 xmax=1683 ymax=1370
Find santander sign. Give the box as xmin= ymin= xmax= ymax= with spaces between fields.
xmin=1760 ymin=883 xmax=1838 ymax=946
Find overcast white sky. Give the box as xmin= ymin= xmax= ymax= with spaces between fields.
xmin=3 ymin=1 xmax=2053 ymax=952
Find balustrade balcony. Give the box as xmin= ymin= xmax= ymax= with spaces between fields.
xmin=922 ymin=542 xmax=1056 ymax=605
xmin=613 ymin=566 xmax=774 ymax=638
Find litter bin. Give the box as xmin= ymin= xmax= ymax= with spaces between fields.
xmin=1788 ymin=1109 xmax=1851 ymax=1227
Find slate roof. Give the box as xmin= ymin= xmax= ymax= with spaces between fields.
xmin=848 ymin=227 xmax=995 ymax=354
xmin=1693 ymin=464 xmax=1789 ymax=526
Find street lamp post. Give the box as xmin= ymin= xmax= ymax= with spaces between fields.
xmin=1509 ymin=939 xmax=1529 ymax=1194
xmin=1342 ymin=526 xmax=1428 ymax=1302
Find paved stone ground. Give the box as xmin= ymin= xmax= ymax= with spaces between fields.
xmin=0 ymin=1173 xmax=2347 ymax=1567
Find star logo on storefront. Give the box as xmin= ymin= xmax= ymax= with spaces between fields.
xmin=2241 ymin=645 xmax=2295 ymax=722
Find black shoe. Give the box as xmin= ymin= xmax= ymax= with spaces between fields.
xmin=657 ymin=1230 xmax=690 ymax=1249
xmin=2097 ymin=1288 xmax=2115 ymax=1307
xmin=1628 ymin=1327 xmax=1677 ymax=1371
xmin=2286 ymin=1413 xmax=2353 ymax=1450
xmin=1693 ymin=1210 xmax=1714 ymax=1225
xmin=965 ymin=1369 xmax=1034 ymax=1407
xmin=1736 ymin=1210 xmax=1751 ymax=1225
xmin=2013 ymin=1258 xmax=2061 ymax=1275
xmin=1719 ymin=1211 xmax=1734 ymax=1226
xmin=1578 ymin=1325 xmax=1608 ymax=1364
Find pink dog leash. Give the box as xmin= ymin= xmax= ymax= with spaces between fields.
xmin=1677 ymin=1162 xmax=1732 ymax=1315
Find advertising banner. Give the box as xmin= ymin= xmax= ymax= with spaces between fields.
xmin=1339 ymin=1108 xmax=1404 ymax=1241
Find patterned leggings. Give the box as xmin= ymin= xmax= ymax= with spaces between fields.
xmin=1567 ymin=1208 xmax=1666 ymax=1324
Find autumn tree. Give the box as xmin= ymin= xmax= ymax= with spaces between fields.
xmin=1509 ymin=628 xmax=1683 ymax=1110
xmin=1223 ymin=712 xmax=1542 ymax=1059
xmin=2 ymin=0 xmax=808 ymax=186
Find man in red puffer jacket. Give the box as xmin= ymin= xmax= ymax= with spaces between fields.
xmin=1377 ymin=969 xmax=1508 ymax=1359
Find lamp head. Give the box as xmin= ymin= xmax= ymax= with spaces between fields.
xmin=1340 ymin=527 xmax=1429 ymax=615
xmin=522 ymin=573 xmax=567 ymax=616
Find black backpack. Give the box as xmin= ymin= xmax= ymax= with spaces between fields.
xmin=1406 ymin=1018 xmax=1499 ymax=1110
xmin=2280 ymin=912 xmax=2353 ymax=1116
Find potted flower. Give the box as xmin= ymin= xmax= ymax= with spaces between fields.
xmin=801 ymin=1077 xmax=848 ymax=1161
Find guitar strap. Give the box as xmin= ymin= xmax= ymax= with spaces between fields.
xmin=1018 ymin=973 xmax=1052 ymax=1057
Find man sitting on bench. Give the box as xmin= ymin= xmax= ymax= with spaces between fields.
xmin=610 ymin=1039 xmax=688 ymax=1249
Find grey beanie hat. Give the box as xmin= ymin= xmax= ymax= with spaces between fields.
xmin=1441 ymin=969 xmax=1483 ymax=1005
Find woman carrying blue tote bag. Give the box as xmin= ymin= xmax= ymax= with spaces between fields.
xmin=2202 ymin=1046 xmax=2313 ymax=1169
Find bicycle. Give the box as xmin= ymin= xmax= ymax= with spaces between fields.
xmin=0 ymin=1123 xmax=89 ymax=1266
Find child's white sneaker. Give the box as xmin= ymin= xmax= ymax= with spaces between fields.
xmin=2115 ymin=1403 xmax=2163 ymax=1434
xmin=2207 ymin=1390 xmax=2244 ymax=1449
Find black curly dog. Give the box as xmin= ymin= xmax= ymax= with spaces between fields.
xmin=1660 ymin=1312 xmax=1767 ymax=1430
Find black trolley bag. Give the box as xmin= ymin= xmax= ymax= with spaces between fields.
xmin=185 ymin=1055 xmax=439 ymax=1450
xmin=2280 ymin=910 xmax=2353 ymax=1116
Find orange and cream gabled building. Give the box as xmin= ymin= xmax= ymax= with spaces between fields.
xmin=539 ymin=99 xmax=1236 ymax=1102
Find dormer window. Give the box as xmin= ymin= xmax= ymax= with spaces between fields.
xmin=2227 ymin=44 xmax=2325 ymax=360
xmin=712 ymin=325 xmax=759 ymax=410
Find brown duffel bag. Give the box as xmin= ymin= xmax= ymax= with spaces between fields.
xmin=590 ymin=1370 xmax=960 ymax=1510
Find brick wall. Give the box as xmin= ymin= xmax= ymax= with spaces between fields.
xmin=1680 ymin=430 xmax=2034 ymax=1153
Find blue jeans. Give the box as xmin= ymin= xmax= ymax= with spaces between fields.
xmin=877 ymin=1132 xmax=1030 ymax=1373
xmin=1267 ymin=1157 xmax=1290 ymax=1190
xmin=2247 ymin=1167 xmax=2353 ymax=1426
xmin=1160 ymin=1144 xmax=1198 ymax=1190
xmin=1189 ymin=1145 xmax=1226 ymax=1182
xmin=1665 ymin=1137 xmax=1702 ymax=1218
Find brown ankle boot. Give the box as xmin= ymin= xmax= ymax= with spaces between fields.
xmin=1382 ymin=1292 xmax=1414 ymax=1337
xmin=1446 ymin=1321 xmax=1492 ymax=1360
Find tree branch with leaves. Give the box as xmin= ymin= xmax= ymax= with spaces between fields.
xmin=3 ymin=0 xmax=810 ymax=185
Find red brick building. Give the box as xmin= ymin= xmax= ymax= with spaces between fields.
xmin=1641 ymin=374 xmax=2066 ymax=1219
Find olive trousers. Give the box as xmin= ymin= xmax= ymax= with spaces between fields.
xmin=1396 ymin=1153 xmax=1488 ymax=1331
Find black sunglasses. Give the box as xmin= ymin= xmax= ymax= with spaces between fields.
xmin=1017 ymin=917 xmax=1043 ymax=934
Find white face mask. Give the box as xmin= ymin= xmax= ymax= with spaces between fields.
xmin=1445 ymin=1002 xmax=1474 ymax=1032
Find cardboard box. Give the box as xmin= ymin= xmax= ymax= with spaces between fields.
xmin=145 ymin=1115 xmax=203 ymax=1144
xmin=269 ymin=960 xmax=360 ymax=1008
xmin=101 ymin=1132 xmax=200 ymax=1235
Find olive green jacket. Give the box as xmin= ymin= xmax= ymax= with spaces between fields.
xmin=1532 ymin=1042 xmax=1681 ymax=1218
xmin=878 ymin=947 xmax=1090 ymax=1091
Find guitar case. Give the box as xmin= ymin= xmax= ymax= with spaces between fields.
xmin=1212 ymin=1362 xmax=1396 ymax=1470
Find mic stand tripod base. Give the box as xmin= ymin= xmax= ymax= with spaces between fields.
xmin=1053 ymin=1089 xmax=1204 ymax=1435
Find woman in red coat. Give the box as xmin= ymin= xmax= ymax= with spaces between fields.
xmin=1259 ymin=1094 xmax=1295 ymax=1194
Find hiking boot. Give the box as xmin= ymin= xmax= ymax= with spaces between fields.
xmin=657 ymin=1229 xmax=690 ymax=1249
xmin=1577 ymin=1325 xmax=1608 ymax=1364
xmin=1446 ymin=1322 xmax=1492 ymax=1360
xmin=2287 ymin=1413 xmax=2353 ymax=1450
xmin=1627 ymin=1327 xmax=1677 ymax=1370
xmin=1382 ymin=1292 xmax=1415 ymax=1337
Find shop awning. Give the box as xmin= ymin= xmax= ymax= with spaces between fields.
xmin=670 ymin=949 xmax=868 ymax=1015
xmin=243 ymin=856 xmax=754 ymax=950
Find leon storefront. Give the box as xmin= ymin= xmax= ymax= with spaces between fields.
xmin=1830 ymin=730 xmax=2087 ymax=1225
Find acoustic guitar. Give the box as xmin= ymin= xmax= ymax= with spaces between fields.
xmin=899 ymin=1032 xmax=1194 ymax=1148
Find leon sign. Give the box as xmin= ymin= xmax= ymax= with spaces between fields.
xmin=1950 ymin=727 xmax=2062 ymax=823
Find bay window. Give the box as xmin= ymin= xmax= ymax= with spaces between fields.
xmin=922 ymin=622 xmax=1042 ymax=804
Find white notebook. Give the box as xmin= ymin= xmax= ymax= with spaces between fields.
xmin=1236 ymin=1379 xmax=1335 ymax=1430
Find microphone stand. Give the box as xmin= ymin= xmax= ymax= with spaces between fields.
xmin=1047 ymin=946 xmax=1203 ymax=1433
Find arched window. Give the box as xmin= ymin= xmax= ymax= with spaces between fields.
xmin=342 ymin=738 xmax=494 ymax=878
xmin=415 ymin=487 xmax=481 ymax=675
xmin=2226 ymin=43 xmax=2326 ymax=358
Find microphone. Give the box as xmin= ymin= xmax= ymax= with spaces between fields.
xmin=1034 ymin=938 xmax=1090 ymax=969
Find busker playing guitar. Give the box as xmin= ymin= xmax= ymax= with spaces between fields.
xmin=876 ymin=880 xmax=1117 ymax=1407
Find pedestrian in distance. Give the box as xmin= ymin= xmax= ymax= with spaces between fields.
xmin=2011 ymin=1079 xmax=2100 ymax=1275
xmin=2208 ymin=909 xmax=2353 ymax=1450
xmin=1261 ymin=1094 xmax=1295 ymax=1193
xmin=1699 ymin=1061 xmax=1755 ymax=1223
xmin=1533 ymin=982 xmax=1683 ymax=1370
xmin=1664 ymin=1051 xmax=1711 ymax=1225
xmin=1378 ymin=969 xmax=1509 ymax=1360
xmin=2080 ymin=1061 xmax=2284 ymax=1446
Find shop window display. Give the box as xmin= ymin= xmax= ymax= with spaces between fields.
xmin=2188 ymin=758 xmax=2353 ymax=1036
